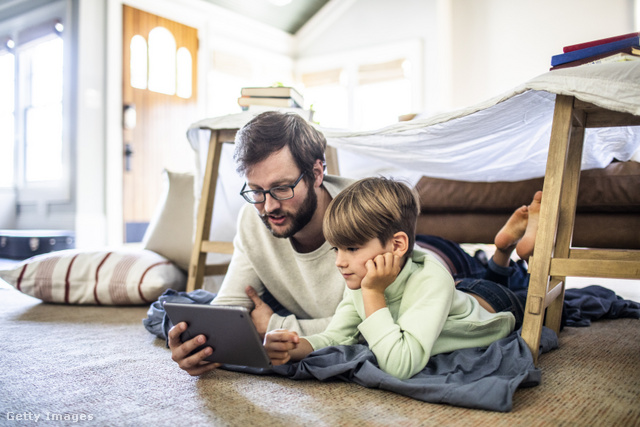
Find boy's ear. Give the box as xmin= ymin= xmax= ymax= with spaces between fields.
xmin=391 ymin=232 xmax=409 ymax=257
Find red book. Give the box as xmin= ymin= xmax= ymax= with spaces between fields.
xmin=563 ymin=32 xmax=640 ymax=53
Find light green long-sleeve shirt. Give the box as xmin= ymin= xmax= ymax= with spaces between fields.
xmin=304 ymin=250 xmax=516 ymax=380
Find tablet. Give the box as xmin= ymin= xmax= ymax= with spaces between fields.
xmin=164 ymin=302 xmax=272 ymax=369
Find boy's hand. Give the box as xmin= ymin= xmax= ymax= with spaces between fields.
xmin=264 ymin=329 xmax=300 ymax=365
xmin=361 ymin=252 xmax=402 ymax=294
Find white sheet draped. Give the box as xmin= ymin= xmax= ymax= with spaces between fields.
xmin=186 ymin=61 xmax=640 ymax=240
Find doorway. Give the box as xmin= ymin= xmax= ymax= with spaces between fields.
xmin=122 ymin=5 xmax=198 ymax=242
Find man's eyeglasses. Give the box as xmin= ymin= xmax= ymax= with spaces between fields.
xmin=240 ymin=173 xmax=305 ymax=204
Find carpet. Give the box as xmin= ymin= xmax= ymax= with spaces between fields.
xmin=1 ymin=284 xmax=638 ymax=426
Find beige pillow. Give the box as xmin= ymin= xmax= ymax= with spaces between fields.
xmin=142 ymin=170 xmax=195 ymax=271
xmin=0 ymin=249 xmax=186 ymax=305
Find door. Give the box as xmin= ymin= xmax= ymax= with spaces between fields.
xmin=122 ymin=5 xmax=198 ymax=242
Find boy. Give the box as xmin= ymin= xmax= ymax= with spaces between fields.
xmin=264 ymin=177 xmax=515 ymax=380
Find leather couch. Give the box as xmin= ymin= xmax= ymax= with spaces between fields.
xmin=414 ymin=161 xmax=640 ymax=249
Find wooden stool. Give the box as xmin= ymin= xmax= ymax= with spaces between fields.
xmin=521 ymin=95 xmax=640 ymax=365
xmin=186 ymin=128 xmax=237 ymax=293
xmin=185 ymin=127 xmax=340 ymax=292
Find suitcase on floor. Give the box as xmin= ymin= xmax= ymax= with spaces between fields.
xmin=0 ymin=230 xmax=75 ymax=260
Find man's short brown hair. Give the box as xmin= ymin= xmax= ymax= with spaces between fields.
xmin=234 ymin=111 xmax=327 ymax=181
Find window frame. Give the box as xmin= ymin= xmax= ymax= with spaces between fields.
xmin=0 ymin=5 xmax=71 ymax=205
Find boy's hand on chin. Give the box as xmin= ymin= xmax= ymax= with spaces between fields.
xmin=361 ymin=252 xmax=402 ymax=294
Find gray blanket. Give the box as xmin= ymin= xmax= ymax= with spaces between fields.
xmin=145 ymin=285 xmax=640 ymax=412
xmin=227 ymin=328 xmax=556 ymax=412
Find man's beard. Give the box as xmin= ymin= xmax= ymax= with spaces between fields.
xmin=260 ymin=184 xmax=318 ymax=239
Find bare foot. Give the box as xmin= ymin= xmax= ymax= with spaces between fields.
xmin=492 ymin=204 xmax=528 ymax=268
xmin=516 ymin=191 xmax=542 ymax=260
xmin=494 ymin=205 xmax=529 ymax=252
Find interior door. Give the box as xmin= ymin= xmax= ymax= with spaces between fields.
xmin=122 ymin=5 xmax=198 ymax=242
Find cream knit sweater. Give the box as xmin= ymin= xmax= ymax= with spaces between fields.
xmin=211 ymin=175 xmax=354 ymax=336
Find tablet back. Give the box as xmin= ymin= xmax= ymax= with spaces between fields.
xmin=164 ymin=303 xmax=272 ymax=369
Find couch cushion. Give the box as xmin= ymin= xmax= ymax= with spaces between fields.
xmin=415 ymin=161 xmax=640 ymax=213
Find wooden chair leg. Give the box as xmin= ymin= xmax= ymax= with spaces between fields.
xmin=521 ymin=95 xmax=575 ymax=364
xmin=544 ymin=108 xmax=585 ymax=332
xmin=186 ymin=130 xmax=223 ymax=292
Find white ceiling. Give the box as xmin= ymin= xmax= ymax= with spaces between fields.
xmin=202 ymin=0 xmax=331 ymax=34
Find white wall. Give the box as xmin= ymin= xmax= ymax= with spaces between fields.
xmin=0 ymin=189 xmax=16 ymax=229
xmin=297 ymin=0 xmax=637 ymax=112
xmin=450 ymin=0 xmax=636 ymax=108
xmin=75 ymin=0 xmax=107 ymax=247
xmin=297 ymin=0 xmax=444 ymax=114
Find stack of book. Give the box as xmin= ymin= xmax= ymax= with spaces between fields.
xmin=237 ymin=86 xmax=304 ymax=110
xmin=550 ymin=31 xmax=640 ymax=70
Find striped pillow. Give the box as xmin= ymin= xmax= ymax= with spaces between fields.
xmin=0 ymin=249 xmax=186 ymax=305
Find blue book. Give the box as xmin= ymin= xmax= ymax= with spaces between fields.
xmin=551 ymin=35 xmax=640 ymax=66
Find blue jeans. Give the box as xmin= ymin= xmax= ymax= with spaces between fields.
xmin=455 ymin=279 xmax=527 ymax=330
xmin=416 ymin=235 xmax=528 ymax=329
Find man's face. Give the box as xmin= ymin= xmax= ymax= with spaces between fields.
xmin=244 ymin=147 xmax=317 ymax=239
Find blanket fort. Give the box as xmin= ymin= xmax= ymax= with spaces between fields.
xmin=185 ymin=61 xmax=640 ymax=242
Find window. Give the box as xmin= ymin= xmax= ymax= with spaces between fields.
xmin=130 ymin=35 xmax=148 ymax=90
xmin=354 ymin=59 xmax=412 ymax=130
xmin=148 ymin=27 xmax=176 ymax=95
xmin=302 ymin=68 xmax=348 ymax=129
xmin=206 ymin=49 xmax=295 ymax=117
xmin=129 ymin=26 xmax=193 ymax=99
xmin=1 ymin=17 xmax=68 ymax=201
xmin=21 ymin=35 xmax=64 ymax=183
xmin=208 ymin=50 xmax=258 ymax=117
xmin=298 ymin=41 xmax=421 ymax=131
xmin=302 ymin=60 xmax=411 ymax=131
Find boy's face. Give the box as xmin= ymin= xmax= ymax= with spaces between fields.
xmin=333 ymin=238 xmax=393 ymax=290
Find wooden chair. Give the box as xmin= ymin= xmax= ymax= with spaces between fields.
xmin=520 ymin=95 xmax=640 ymax=365
xmin=185 ymin=127 xmax=340 ymax=292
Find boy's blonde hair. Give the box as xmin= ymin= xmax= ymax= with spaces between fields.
xmin=323 ymin=177 xmax=420 ymax=258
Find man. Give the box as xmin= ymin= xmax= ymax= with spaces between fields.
xmin=169 ymin=111 xmax=354 ymax=376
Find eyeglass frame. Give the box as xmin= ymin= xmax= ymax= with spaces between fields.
xmin=239 ymin=173 xmax=305 ymax=204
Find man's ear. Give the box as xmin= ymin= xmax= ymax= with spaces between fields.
xmin=312 ymin=159 xmax=324 ymax=187
xmin=391 ymin=232 xmax=409 ymax=257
